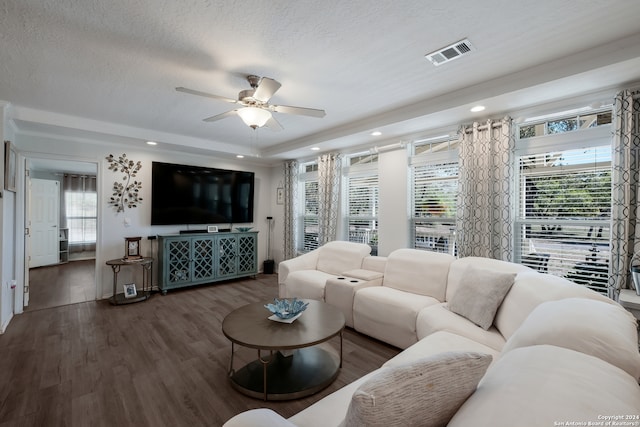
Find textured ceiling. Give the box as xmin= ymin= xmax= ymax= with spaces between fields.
xmin=2 ymin=0 xmax=640 ymax=162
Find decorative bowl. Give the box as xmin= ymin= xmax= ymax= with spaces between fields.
xmin=264 ymin=298 xmax=309 ymax=319
xmin=236 ymin=227 xmax=253 ymax=232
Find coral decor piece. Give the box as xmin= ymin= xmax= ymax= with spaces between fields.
xmin=264 ymin=298 xmax=309 ymax=319
xmin=106 ymin=153 xmax=143 ymax=212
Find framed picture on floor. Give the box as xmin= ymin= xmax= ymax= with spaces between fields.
xmin=123 ymin=283 xmax=137 ymax=298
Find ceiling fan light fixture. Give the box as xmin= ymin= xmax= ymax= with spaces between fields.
xmin=237 ymin=107 xmax=272 ymax=129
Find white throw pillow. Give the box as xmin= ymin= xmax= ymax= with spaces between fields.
xmin=448 ymin=266 xmax=516 ymax=330
xmin=502 ymin=297 xmax=640 ymax=380
xmin=343 ymin=351 xmax=492 ymax=427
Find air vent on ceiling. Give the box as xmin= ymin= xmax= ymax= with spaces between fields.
xmin=425 ymin=38 xmax=474 ymax=66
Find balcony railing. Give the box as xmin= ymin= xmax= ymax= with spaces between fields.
xmin=348 ymin=228 xmax=378 ymax=255
xmin=413 ymin=222 xmax=456 ymax=256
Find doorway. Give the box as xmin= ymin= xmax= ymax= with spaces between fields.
xmin=25 ymin=158 xmax=98 ymax=311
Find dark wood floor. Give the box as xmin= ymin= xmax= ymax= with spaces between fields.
xmin=0 ymin=274 xmax=400 ymax=427
xmin=27 ymin=260 xmax=96 ymax=311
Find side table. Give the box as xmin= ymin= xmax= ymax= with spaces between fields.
xmin=106 ymin=257 xmax=153 ymax=305
xmin=620 ymin=289 xmax=640 ymax=321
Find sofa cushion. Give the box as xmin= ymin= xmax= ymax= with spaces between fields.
xmin=416 ymin=304 xmax=506 ymax=351
xmin=361 ymin=255 xmax=387 ymax=273
xmin=382 ymin=248 xmax=454 ymax=301
xmin=495 ymin=271 xmax=617 ymax=340
xmin=384 ymin=331 xmax=500 ymax=369
xmin=448 ymin=345 xmax=640 ymax=427
xmin=285 ymin=270 xmax=336 ymax=300
xmin=448 ymin=266 xmax=516 ymax=330
xmin=344 ymin=352 xmax=492 ymax=427
xmin=502 ymin=298 xmax=640 ymax=380
xmin=316 ymin=241 xmax=371 ymax=275
xmin=289 ymin=369 xmax=385 ymax=427
xmin=446 ymin=257 xmax=530 ymax=302
xmin=354 ymin=286 xmax=440 ymax=349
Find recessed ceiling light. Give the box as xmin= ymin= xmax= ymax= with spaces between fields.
xmin=146 ymin=141 xmax=157 ymax=145
xmin=371 ymin=131 xmax=382 ymax=136
xmin=470 ymin=105 xmax=485 ymax=112
xmin=311 ymin=147 xmax=320 ymax=151
xmin=236 ymin=154 xmax=244 ymax=158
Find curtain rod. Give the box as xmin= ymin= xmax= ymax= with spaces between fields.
xmin=460 ymin=119 xmax=509 ymax=134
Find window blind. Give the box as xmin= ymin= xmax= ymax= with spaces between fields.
xmin=346 ymin=174 xmax=379 ymax=252
xmin=411 ymin=161 xmax=458 ymax=254
xmin=302 ymin=180 xmax=319 ymax=251
xmin=516 ymin=146 xmax=611 ymax=293
xmin=65 ymin=191 xmax=97 ymax=244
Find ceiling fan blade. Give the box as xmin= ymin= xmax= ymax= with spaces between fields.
xmin=252 ymin=77 xmax=281 ymax=102
xmin=272 ymin=104 xmax=326 ymax=118
xmin=265 ymin=116 xmax=283 ymax=131
xmin=203 ymin=109 xmax=238 ymax=122
xmin=176 ymin=87 xmax=238 ymax=104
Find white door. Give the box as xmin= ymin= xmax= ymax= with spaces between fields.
xmin=29 ymin=178 xmax=60 ymax=268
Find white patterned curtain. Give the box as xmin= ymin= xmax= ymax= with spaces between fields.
xmin=317 ymin=153 xmax=342 ymax=245
xmin=609 ymin=89 xmax=640 ymax=300
xmin=456 ymin=117 xmax=515 ymax=260
xmin=283 ymin=160 xmax=299 ymax=260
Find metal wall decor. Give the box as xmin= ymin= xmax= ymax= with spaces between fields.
xmin=106 ymin=153 xmax=143 ymax=212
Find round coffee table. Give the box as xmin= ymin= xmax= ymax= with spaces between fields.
xmin=222 ymin=299 xmax=345 ymax=401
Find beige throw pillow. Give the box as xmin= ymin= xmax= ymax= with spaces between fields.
xmin=343 ymin=352 xmax=492 ymax=427
xmin=448 ymin=267 xmax=516 ymax=330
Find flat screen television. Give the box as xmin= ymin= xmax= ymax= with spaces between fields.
xmin=151 ymin=161 xmax=254 ymax=225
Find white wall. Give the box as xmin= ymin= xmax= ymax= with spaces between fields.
xmin=0 ymin=102 xmax=16 ymax=332
xmin=268 ymin=165 xmax=286 ymax=264
xmin=14 ymin=133 xmax=274 ymax=303
xmin=377 ymin=148 xmax=410 ymax=256
xmin=266 ymin=147 xmax=412 ymax=265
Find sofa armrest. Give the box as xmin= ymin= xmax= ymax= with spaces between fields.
xmin=342 ymin=268 xmax=384 ymax=281
xmin=223 ymin=409 xmax=296 ymax=427
xmin=326 ymin=276 xmax=384 ymax=327
xmin=278 ymin=249 xmax=321 ymax=285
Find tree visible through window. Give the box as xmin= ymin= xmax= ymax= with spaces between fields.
xmin=411 ymin=160 xmax=458 ymax=255
xmin=516 ymin=146 xmax=611 ymax=292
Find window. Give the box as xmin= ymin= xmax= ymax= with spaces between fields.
xmin=519 ymin=110 xmax=612 ymax=139
xmin=300 ymin=162 xmax=319 ymax=252
xmin=346 ymin=170 xmax=379 ymax=254
xmin=65 ymin=190 xmax=97 ymax=244
xmin=410 ymin=137 xmax=458 ymax=254
xmin=349 ymin=153 xmax=379 ymax=166
xmin=515 ymin=115 xmax=612 ymax=294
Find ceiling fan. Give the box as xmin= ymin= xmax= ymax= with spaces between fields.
xmin=176 ymin=75 xmax=326 ymax=131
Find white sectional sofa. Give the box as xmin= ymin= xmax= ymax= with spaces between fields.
xmin=225 ymin=243 xmax=640 ymax=427
xmin=277 ymin=240 xmax=372 ymax=301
